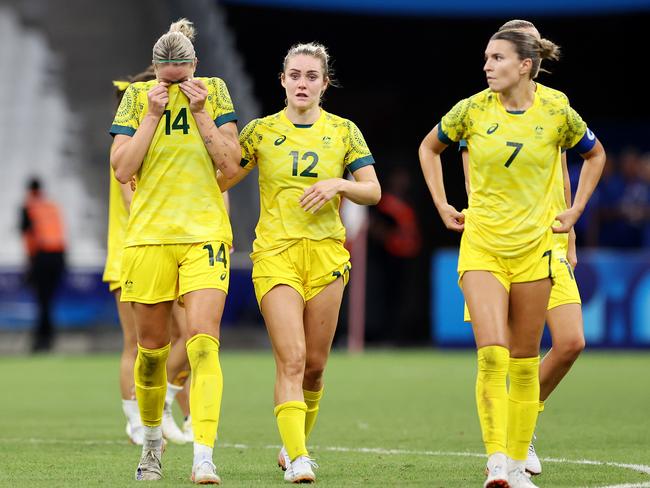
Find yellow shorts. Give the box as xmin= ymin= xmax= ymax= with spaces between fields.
xmin=252 ymin=239 xmax=351 ymax=306
xmin=108 ymin=281 xmax=121 ymax=293
xmin=463 ymin=249 xmax=581 ymax=320
xmin=120 ymin=242 xmax=230 ymax=304
xmin=547 ymin=251 xmax=581 ymax=309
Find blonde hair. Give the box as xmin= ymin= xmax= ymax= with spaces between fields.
xmin=282 ymin=42 xmax=338 ymax=86
xmin=499 ymin=19 xmax=536 ymax=31
xmin=152 ymin=18 xmax=196 ymax=64
xmin=491 ymin=29 xmax=560 ymax=79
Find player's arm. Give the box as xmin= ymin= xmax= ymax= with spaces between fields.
xmin=111 ymin=84 xmax=169 ymax=183
xmin=119 ymin=180 xmax=134 ymax=210
xmin=216 ymin=165 xmax=252 ymax=192
xmin=554 ymin=138 xmax=606 ymax=233
xmin=418 ymin=124 xmax=464 ymax=232
xmin=299 ymin=165 xmax=381 ymax=213
xmin=179 ymin=79 xmax=241 ymax=178
xmin=561 ymin=153 xmax=578 ymax=267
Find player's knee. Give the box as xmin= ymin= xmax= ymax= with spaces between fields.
xmin=303 ymin=363 xmax=326 ymax=386
xmin=558 ymin=336 xmax=585 ymax=362
xmin=278 ymin=351 xmax=306 ymax=380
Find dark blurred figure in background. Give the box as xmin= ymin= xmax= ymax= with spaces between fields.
xmin=20 ymin=177 xmax=66 ymax=352
xmin=366 ymin=166 xmax=422 ymax=344
xmin=582 ymin=149 xmax=650 ymax=248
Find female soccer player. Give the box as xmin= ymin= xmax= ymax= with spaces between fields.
xmin=109 ymin=18 xmax=240 ymax=483
xmin=104 ymin=69 xmax=155 ymax=446
xmin=419 ymin=30 xmax=605 ymax=488
xmin=459 ymin=20 xmax=588 ymax=477
xmin=219 ymin=42 xmax=381 ymax=483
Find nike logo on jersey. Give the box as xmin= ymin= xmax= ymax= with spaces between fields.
xmin=274 ymin=135 xmax=287 ymax=145
xmin=487 ymin=123 xmax=499 ymax=135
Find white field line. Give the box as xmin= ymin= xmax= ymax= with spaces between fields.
xmin=1 ymin=438 xmax=648 ymax=487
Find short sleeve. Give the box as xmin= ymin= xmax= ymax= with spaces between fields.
xmin=110 ymin=84 xmax=139 ymax=137
xmin=439 ymin=98 xmax=471 ymax=144
xmin=344 ymin=121 xmax=374 ymax=172
xmin=560 ymin=105 xmax=588 ymax=150
xmin=208 ymin=78 xmax=238 ymax=127
xmin=238 ymin=119 xmax=260 ymax=169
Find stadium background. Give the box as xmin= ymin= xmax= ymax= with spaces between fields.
xmin=1 ymin=2 xmax=649 ymax=487
xmin=0 ymin=0 xmax=649 ymax=351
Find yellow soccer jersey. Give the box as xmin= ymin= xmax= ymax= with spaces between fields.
xmin=110 ymin=77 xmax=236 ymax=247
xmin=440 ymin=84 xmax=587 ymax=257
xmin=239 ymin=109 xmax=374 ymax=260
xmin=102 ymin=167 xmax=129 ymax=283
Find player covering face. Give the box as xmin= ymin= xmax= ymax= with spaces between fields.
xmin=109 ymin=18 xmax=241 ymax=484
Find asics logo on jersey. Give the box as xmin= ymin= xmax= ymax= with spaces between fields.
xmin=587 ymin=128 xmax=595 ymax=141
xmin=535 ymin=125 xmax=544 ymax=135
xmin=487 ymin=123 xmax=499 ymax=135
xmin=274 ymin=135 xmax=287 ymax=145
xmin=220 ymin=272 xmax=227 ymax=280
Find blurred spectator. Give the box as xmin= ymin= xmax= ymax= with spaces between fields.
xmin=593 ymin=149 xmax=650 ymax=248
xmin=365 ymin=167 xmax=423 ymax=344
xmin=19 ymin=177 xmax=66 ymax=352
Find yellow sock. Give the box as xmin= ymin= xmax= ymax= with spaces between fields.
xmin=507 ymin=356 xmax=541 ymax=460
xmin=186 ymin=334 xmax=223 ymax=447
xmin=476 ymin=345 xmax=509 ymax=455
xmin=303 ymin=387 xmax=324 ymax=440
xmin=274 ymin=401 xmax=308 ymax=461
xmin=134 ymin=343 xmax=170 ymax=427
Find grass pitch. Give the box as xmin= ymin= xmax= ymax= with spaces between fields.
xmin=0 ymin=350 xmax=648 ymax=487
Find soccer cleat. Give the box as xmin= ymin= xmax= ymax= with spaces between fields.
xmin=508 ymin=464 xmax=538 ymax=488
xmin=162 ymin=402 xmax=187 ymax=444
xmin=484 ymin=453 xmax=509 ymax=488
xmin=126 ymin=421 xmax=144 ymax=445
xmin=277 ymin=446 xmax=290 ymax=471
xmin=525 ymin=436 xmax=542 ymax=476
xmin=135 ymin=444 xmax=163 ymax=481
xmin=182 ymin=416 xmax=194 ymax=443
xmin=191 ymin=460 xmax=221 ymax=485
xmin=284 ymin=455 xmax=317 ymax=483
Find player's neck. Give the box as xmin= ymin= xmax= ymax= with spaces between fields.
xmin=498 ymin=80 xmax=535 ymax=112
xmin=285 ymin=106 xmax=321 ymax=126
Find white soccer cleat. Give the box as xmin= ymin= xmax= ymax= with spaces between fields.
xmin=525 ymin=436 xmax=542 ymax=476
xmin=284 ymin=455 xmax=317 ymax=483
xmin=277 ymin=446 xmax=290 ymax=471
xmin=135 ymin=444 xmax=163 ymax=481
xmin=126 ymin=421 xmax=144 ymax=445
xmin=182 ymin=416 xmax=194 ymax=443
xmin=484 ymin=453 xmax=509 ymax=488
xmin=162 ymin=402 xmax=187 ymax=444
xmin=191 ymin=460 xmax=221 ymax=485
xmin=508 ymin=463 xmax=538 ymax=488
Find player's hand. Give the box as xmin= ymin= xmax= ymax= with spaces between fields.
xmin=438 ymin=203 xmax=464 ymax=232
xmin=300 ymin=178 xmax=344 ymax=214
xmin=180 ymin=79 xmax=208 ymax=113
xmin=553 ymin=208 xmax=581 ymax=234
xmin=147 ymin=83 xmax=169 ymax=118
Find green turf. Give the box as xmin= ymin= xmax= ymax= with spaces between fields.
xmin=0 ymin=351 xmax=648 ymax=487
